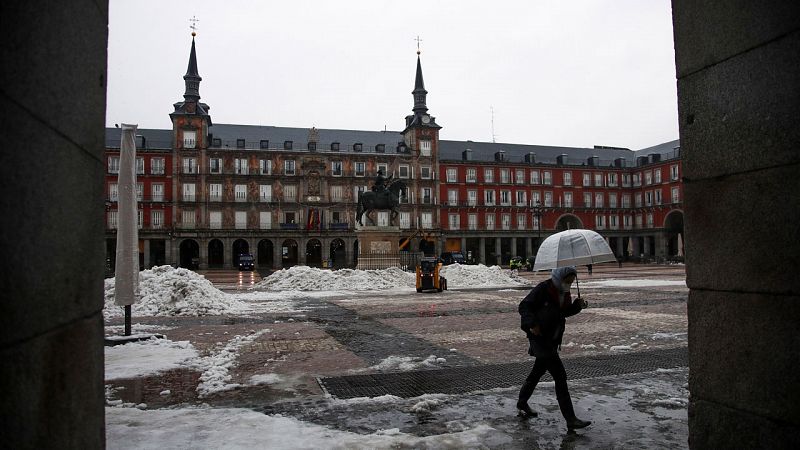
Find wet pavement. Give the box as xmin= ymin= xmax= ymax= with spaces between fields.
xmin=105 ymin=264 xmax=689 ymax=448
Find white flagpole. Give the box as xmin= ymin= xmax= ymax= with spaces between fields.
xmin=115 ymin=124 xmax=139 ymax=335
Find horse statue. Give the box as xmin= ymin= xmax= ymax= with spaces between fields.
xmin=356 ymin=179 xmax=406 ymax=226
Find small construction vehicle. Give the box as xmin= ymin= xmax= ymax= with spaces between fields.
xmin=416 ymin=257 xmax=447 ymax=293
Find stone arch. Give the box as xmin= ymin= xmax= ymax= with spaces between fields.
xmin=282 ymin=239 xmax=298 ymax=268
xmin=208 ymin=239 xmax=224 ymax=268
xmin=257 ymin=239 xmax=273 ymax=268
xmin=555 ymin=214 xmax=583 ymax=231
xmin=232 ymin=239 xmax=250 ymax=266
xmin=306 ymin=239 xmax=322 ymax=267
xmin=179 ymin=239 xmax=200 ymax=269
xmin=330 ymin=238 xmax=346 ymax=269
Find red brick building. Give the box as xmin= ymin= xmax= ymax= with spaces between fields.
xmin=104 ymin=36 xmax=683 ymax=270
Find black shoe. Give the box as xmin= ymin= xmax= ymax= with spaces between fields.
xmin=516 ymin=400 xmax=538 ymax=418
xmin=566 ymin=417 xmax=591 ymax=430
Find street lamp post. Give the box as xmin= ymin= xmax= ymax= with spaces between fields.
xmin=534 ymin=201 xmax=543 ymax=253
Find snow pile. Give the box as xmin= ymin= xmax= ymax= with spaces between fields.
xmin=104 ymin=337 xmax=199 ymax=380
xmin=256 ymin=264 xmax=528 ymax=292
xmin=440 ymin=264 xmax=529 ymax=288
xmin=369 ymin=355 xmax=446 ymax=372
xmin=104 ymin=266 xmax=251 ymax=318
xmin=256 ymin=266 xmax=415 ymax=291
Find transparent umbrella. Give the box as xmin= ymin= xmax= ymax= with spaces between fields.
xmin=533 ymin=229 xmax=617 ymax=297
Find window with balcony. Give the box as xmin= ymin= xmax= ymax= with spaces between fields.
xmin=501 ymin=213 xmax=511 ymax=230
xmin=260 ymin=185 xmax=272 ymax=202
xmin=135 ymin=183 xmax=143 ymax=201
xmin=655 ymin=189 xmax=662 ymax=205
xmin=635 ymin=214 xmax=643 ymax=228
xmin=235 ymin=211 xmax=247 ymax=229
xmin=209 ymin=211 xmax=222 ymax=229
xmin=671 ymin=186 xmax=680 ymax=203
xmin=182 ymin=183 xmax=196 ymax=202
xmin=137 ymin=210 xmax=143 ymax=229
xmin=330 ymin=161 xmax=343 ymax=176
xmin=583 ymin=192 xmax=592 ymax=208
xmin=564 ymin=192 xmax=573 ymax=208
xmin=608 ymin=173 xmax=618 ymax=187
xmin=420 ymin=139 xmax=432 ymax=157
xmin=654 ymin=169 xmax=662 ymax=183
xmin=543 ymin=171 xmax=552 ymax=185
xmin=150 ymin=210 xmax=163 ymax=229
xmin=610 ymin=215 xmax=619 ymax=230
xmin=622 ymin=194 xmax=631 ymax=208
xmin=399 ymin=165 xmax=409 ymax=178
xmin=467 ymin=190 xmax=477 ymax=206
xmin=517 ymin=214 xmax=526 ymax=230
xmin=259 ymin=211 xmax=271 ymax=229
xmin=645 ymin=191 xmax=653 ymax=206
xmin=532 ymin=191 xmax=541 ymax=207
xmin=594 ymin=173 xmax=603 ymax=187
xmin=355 ymin=162 xmax=365 ymax=177
xmin=109 ymin=183 xmax=118 ymax=202
xmin=182 ymin=210 xmax=195 ymax=227
xmin=136 ymin=157 xmax=145 ymax=175
xmin=484 ymin=190 xmax=495 ymax=206
xmin=422 ymin=187 xmax=432 ymax=204
xmin=466 ymin=168 xmax=477 ymax=183
xmin=235 ymin=158 xmax=248 ymax=175
xmin=595 ymin=215 xmax=606 ymax=229
xmin=530 ymin=170 xmax=540 ymax=185
xmin=634 ymin=173 xmax=642 ymax=187
xmin=595 ymin=192 xmax=604 ymax=208
xmin=486 ymin=214 xmax=495 ymax=230
xmin=515 ymin=169 xmax=525 ymax=184
xmin=377 ymin=163 xmax=388 ymax=177
xmin=151 ymin=158 xmax=165 ymax=175
xmin=152 ymin=183 xmax=164 ymax=202
xmin=354 ymin=185 xmax=366 ymax=202
xmin=183 ymin=157 xmax=197 ymax=174
xmin=330 ymin=185 xmax=343 ymax=202
xmin=468 ymin=214 xmax=477 ymax=230
xmin=609 ymin=193 xmax=618 ymax=208
xmin=516 ymin=190 xmax=527 ymax=206
xmin=400 ymin=212 xmax=411 ymax=229
xmin=399 ymin=187 xmax=410 ymax=204
xmin=623 ymin=174 xmax=631 ymax=187
xmin=645 ymin=171 xmax=653 ymax=185
xmin=544 ymin=191 xmax=553 ymax=207
xmin=284 ymin=160 xmax=295 ymax=175
xmin=447 ymin=168 xmax=457 ymax=182
xmin=635 ymin=193 xmax=642 ymax=207
xmin=284 ymin=184 xmax=297 ymax=202
xmin=448 ymin=189 xmax=458 ymax=205
xmin=484 ymin=168 xmax=494 ymax=183
xmin=285 ymin=212 xmax=296 ymax=225
xmin=260 ymin=159 xmax=272 ymax=175
xmin=209 ymin=157 xmax=222 ymax=174
xmin=376 ymin=211 xmax=389 ymax=226
xmin=182 ymin=131 xmax=196 ymax=149
xmin=209 ymin=183 xmax=222 ymax=202
xmin=624 ymin=215 xmax=632 ymax=229
xmin=647 ymin=213 xmax=654 ymax=227
xmin=108 ymin=156 xmax=120 ymax=174
xmin=500 ymin=190 xmax=511 ymax=206
xmin=671 ymin=164 xmax=679 ymax=181
xmin=235 ymin=184 xmax=247 ymax=202
xmin=500 ymin=169 xmax=510 ymax=184
xmin=449 ymin=213 xmax=460 ymax=230
xmin=532 ymin=214 xmax=540 ymax=231
xmin=421 ymin=212 xmax=433 ymax=229
xmin=563 ymin=171 xmax=572 ymax=186
xmin=583 ymin=172 xmax=591 ymax=187
xmin=107 ymin=210 xmax=117 ymax=229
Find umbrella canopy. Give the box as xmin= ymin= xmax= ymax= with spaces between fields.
xmin=533 ymin=229 xmax=617 ymax=271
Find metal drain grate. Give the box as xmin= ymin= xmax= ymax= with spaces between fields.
xmin=319 ymin=346 xmax=687 ymax=399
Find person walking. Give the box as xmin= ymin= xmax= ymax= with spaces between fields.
xmin=516 ymin=266 xmax=592 ymax=430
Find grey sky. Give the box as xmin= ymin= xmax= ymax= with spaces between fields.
xmin=106 ymin=0 xmax=678 ymax=150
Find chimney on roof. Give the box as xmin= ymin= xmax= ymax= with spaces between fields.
xmin=462 ymin=149 xmax=472 ymax=161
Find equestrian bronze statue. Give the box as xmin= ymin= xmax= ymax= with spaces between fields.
xmin=356 ymin=178 xmax=407 ymax=226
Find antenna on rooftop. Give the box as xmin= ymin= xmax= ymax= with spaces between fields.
xmin=491 ymin=106 xmax=498 ymax=143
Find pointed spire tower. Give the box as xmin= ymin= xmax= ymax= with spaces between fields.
xmin=402 ymin=44 xmax=441 ymax=155
xmin=170 ymin=25 xmax=212 ymax=150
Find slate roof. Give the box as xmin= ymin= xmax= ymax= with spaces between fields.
xmin=105 ymin=124 xmax=679 ymax=166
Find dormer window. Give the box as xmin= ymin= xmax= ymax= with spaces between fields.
xmin=308 ymin=142 xmax=317 ymax=152
xmin=284 ymin=141 xmax=293 ymax=150
xmin=353 ymin=143 xmax=363 ymax=152
xmin=236 ymin=139 xmax=245 ymax=149
xmin=260 ymin=140 xmax=269 ymax=149
xmin=183 ymin=130 xmax=196 ymax=149
xmin=331 ymin=142 xmax=340 ymax=151
xmin=376 ymin=144 xmax=385 ymax=153
xmin=212 ymin=138 xmax=222 ymax=147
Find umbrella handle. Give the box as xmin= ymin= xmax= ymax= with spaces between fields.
xmin=576 ymin=275 xmax=581 ymax=299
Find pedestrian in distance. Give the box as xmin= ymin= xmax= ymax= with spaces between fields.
xmin=516 ymin=266 xmax=592 ymax=430
xmin=586 ymin=264 xmax=593 ymax=276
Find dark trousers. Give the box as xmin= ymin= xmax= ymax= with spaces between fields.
xmin=518 ymin=354 xmax=576 ymax=420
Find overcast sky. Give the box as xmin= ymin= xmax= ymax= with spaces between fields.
xmin=106 ymin=0 xmax=678 ymax=150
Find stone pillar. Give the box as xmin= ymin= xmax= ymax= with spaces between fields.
xmin=143 ymin=239 xmax=151 ymax=268
xmin=461 ymin=237 xmax=467 ymax=254
xmin=274 ymin=239 xmax=283 ymax=270
xmin=223 ymin=237 xmax=232 ymax=269
xmin=495 ymin=237 xmax=502 ymax=266
xmin=0 ymin=3 xmax=107 ymax=447
xmin=298 ymin=238 xmax=307 ymax=265
xmin=479 ymin=237 xmax=486 ymax=265
xmin=511 ymin=237 xmax=517 ymax=257
xmin=165 ymin=238 xmax=173 ymax=266
xmin=674 ymin=3 xmax=800 ymax=447
xmin=526 ymin=237 xmax=533 ymax=258
xmin=198 ymin=238 xmax=208 ymax=270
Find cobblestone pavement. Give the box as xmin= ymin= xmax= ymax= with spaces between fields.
xmin=105 ymin=264 xmax=689 ymax=447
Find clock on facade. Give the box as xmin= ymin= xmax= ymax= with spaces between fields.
xmin=421 ymin=114 xmax=431 ymax=124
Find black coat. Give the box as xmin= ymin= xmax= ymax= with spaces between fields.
xmin=518 ymin=279 xmax=584 ymax=357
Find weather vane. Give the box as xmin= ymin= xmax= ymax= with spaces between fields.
xmin=414 ymin=35 xmax=423 ymax=54
xmin=189 ymin=15 xmax=199 ymax=36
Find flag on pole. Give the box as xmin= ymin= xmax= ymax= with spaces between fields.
xmin=115 ymin=124 xmax=140 ymax=306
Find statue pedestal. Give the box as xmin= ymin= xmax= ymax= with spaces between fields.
xmin=355 ymin=225 xmax=401 ymax=270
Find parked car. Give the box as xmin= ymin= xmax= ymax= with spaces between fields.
xmin=440 ymin=251 xmax=466 ymax=265
xmin=510 ymin=256 xmax=536 ymax=271
xmin=238 ymin=254 xmax=255 ymax=271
